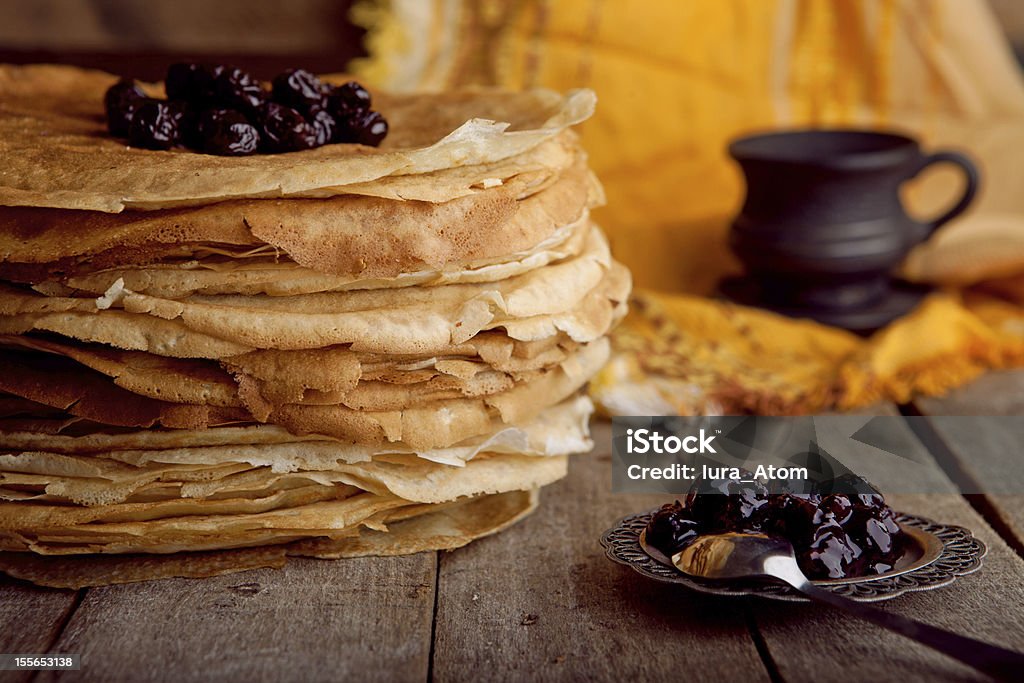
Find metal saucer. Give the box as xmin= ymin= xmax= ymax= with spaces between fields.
xmin=601 ymin=510 xmax=986 ymax=603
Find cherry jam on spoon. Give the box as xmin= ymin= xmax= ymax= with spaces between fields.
xmin=674 ymin=532 xmax=1024 ymax=681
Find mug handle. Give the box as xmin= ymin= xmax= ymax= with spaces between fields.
xmin=907 ymin=150 xmax=980 ymax=241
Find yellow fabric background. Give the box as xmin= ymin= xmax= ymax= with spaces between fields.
xmin=355 ymin=0 xmax=1024 ymax=412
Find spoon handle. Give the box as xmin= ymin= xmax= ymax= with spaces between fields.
xmin=796 ymin=581 xmax=1024 ymax=681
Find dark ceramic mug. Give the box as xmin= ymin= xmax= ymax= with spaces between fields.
xmin=725 ymin=129 xmax=979 ymax=325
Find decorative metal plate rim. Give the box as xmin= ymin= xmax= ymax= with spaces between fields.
xmin=600 ymin=510 xmax=987 ymax=603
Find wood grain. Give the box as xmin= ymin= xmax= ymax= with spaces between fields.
xmin=36 ymin=555 xmax=436 ymax=683
xmin=431 ymin=421 xmax=771 ymax=683
xmin=0 ymin=581 xmax=79 ymax=683
xmin=748 ymin=415 xmax=1024 ymax=683
xmin=915 ymin=370 xmax=1024 ymax=416
xmin=915 ymin=414 xmax=1024 ymax=551
xmin=914 ymin=371 xmax=1024 ymax=550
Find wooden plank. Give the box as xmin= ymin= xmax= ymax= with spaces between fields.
xmin=749 ymin=414 xmax=1024 ymax=682
xmin=916 ymin=414 xmax=1024 ymax=551
xmin=0 ymin=581 xmax=79 ymax=683
xmin=914 ymin=371 xmax=1024 ymax=549
xmin=431 ymin=421 xmax=771 ymax=683
xmin=36 ymin=555 xmax=436 ymax=683
xmin=915 ymin=369 xmax=1024 ymax=416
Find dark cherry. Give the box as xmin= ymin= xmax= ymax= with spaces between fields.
xmin=817 ymin=494 xmax=855 ymax=526
xmin=847 ymin=506 xmax=902 ymax=562
xmin=759 ymin=495 xmax=793 ymax=536
xmin=684 ymin=470 xmax=769 ymax=533
xmin=862 ymin=515 xmax=899 ymax=554
xmin=853 ymin=491 xmax=886 ymax=509
xmin=165 ymin=62 xmax=222 ymax=102
xmin=272 ymin=69 xmax=325 ymax=113
xmin=197 ymin=109 xmax=259 ymax=156
xmin=171 ymin=101 xmax=203 ymax=149
xmin=799 ymin=522 xmax=865 ymax=579
xmin=761 ymin=493 xmax=821 ymax=540
xmin=645 ymin=502 xmax=700 ymax=556
xmin=326 ymin=81 xmax=372 ymax=117
xmin=879 ymin=506 xmax=900 ymax=533
xmin=127 ymin=99 xmax=181 ymax=150
xmin=104 ymin=79 xmax=146 ymax=137
xmin=258 ymin=102 xmax=317 ymax=153
xmin=210 ymin=67 xmax=265 ymax=113
xmin=341 ymin=110 xmax=388 ymax=147
xmin=308 ymin=106 xmax=337 ymax=146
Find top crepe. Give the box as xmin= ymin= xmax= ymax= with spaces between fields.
xmin=0 ymin=65 xmax=596 ymax=213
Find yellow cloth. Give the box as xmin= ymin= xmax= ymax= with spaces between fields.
xmin=590 ymin=289 xmax=1024 ymax=414
xmin=355 ymin=0 xmax=1024 ymax=412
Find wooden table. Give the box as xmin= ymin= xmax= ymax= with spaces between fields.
xmin=3 ymin=374 xmax=1024 ymax=682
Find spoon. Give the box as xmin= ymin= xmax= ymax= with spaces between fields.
xmin=674 ymin=533 xmax=1024 ymax=681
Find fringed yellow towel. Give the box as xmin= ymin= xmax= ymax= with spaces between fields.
xmin=590 ymin=290 xmax=1024 ymax=414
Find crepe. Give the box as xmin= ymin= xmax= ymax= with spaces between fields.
xmin=0 ymin=438 xmax=562 ymax=554
xmin=34 ymin=212 xmax=592 ymax=299
xmin=0 ymin=393 xmax=594 ymax=470
xmin=0 ymin=65 xmax=595 ymax=212
xmin=0 ymin=149 xmax=600 ymax=286
xmin=0 ymin=489 xmax=538 ymax=588
xmin=0 ymin=336 xmax=608 ymax=448
xmin=0 ymin=333 xmax=567 ymax=411
xmin=0 ymin=268 xmax=627 ymax=361
xmin=0 ymin=239 xmax=629 ymax=358
xmin=0 ymin=490 xmax=528 ymax=556
xmin=0 ymin=449 xmax=566 ymax=512
xmin=0 ymin=330 xmax=601 ymax=414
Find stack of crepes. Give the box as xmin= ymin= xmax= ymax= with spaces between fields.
xmin=0 ymin=65 xmax=630 ymax=588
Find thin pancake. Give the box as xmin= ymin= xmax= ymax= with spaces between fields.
xmin=43 ymin=211 xmax=591 ymax=298
xmin=0 ymin=153 xmax=599 ymax=284
xmin=0 ymin=394 xmax=594 ymax=470
xmin=0 ymin=333 xmax=565 ymax=411
xmin=0 ymin=489 xmax=537 ymax=588
xmin=0 ymin=227 xmax=622 ymax=356
xmin=0 ymin=338 xmax=608 ymax=448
